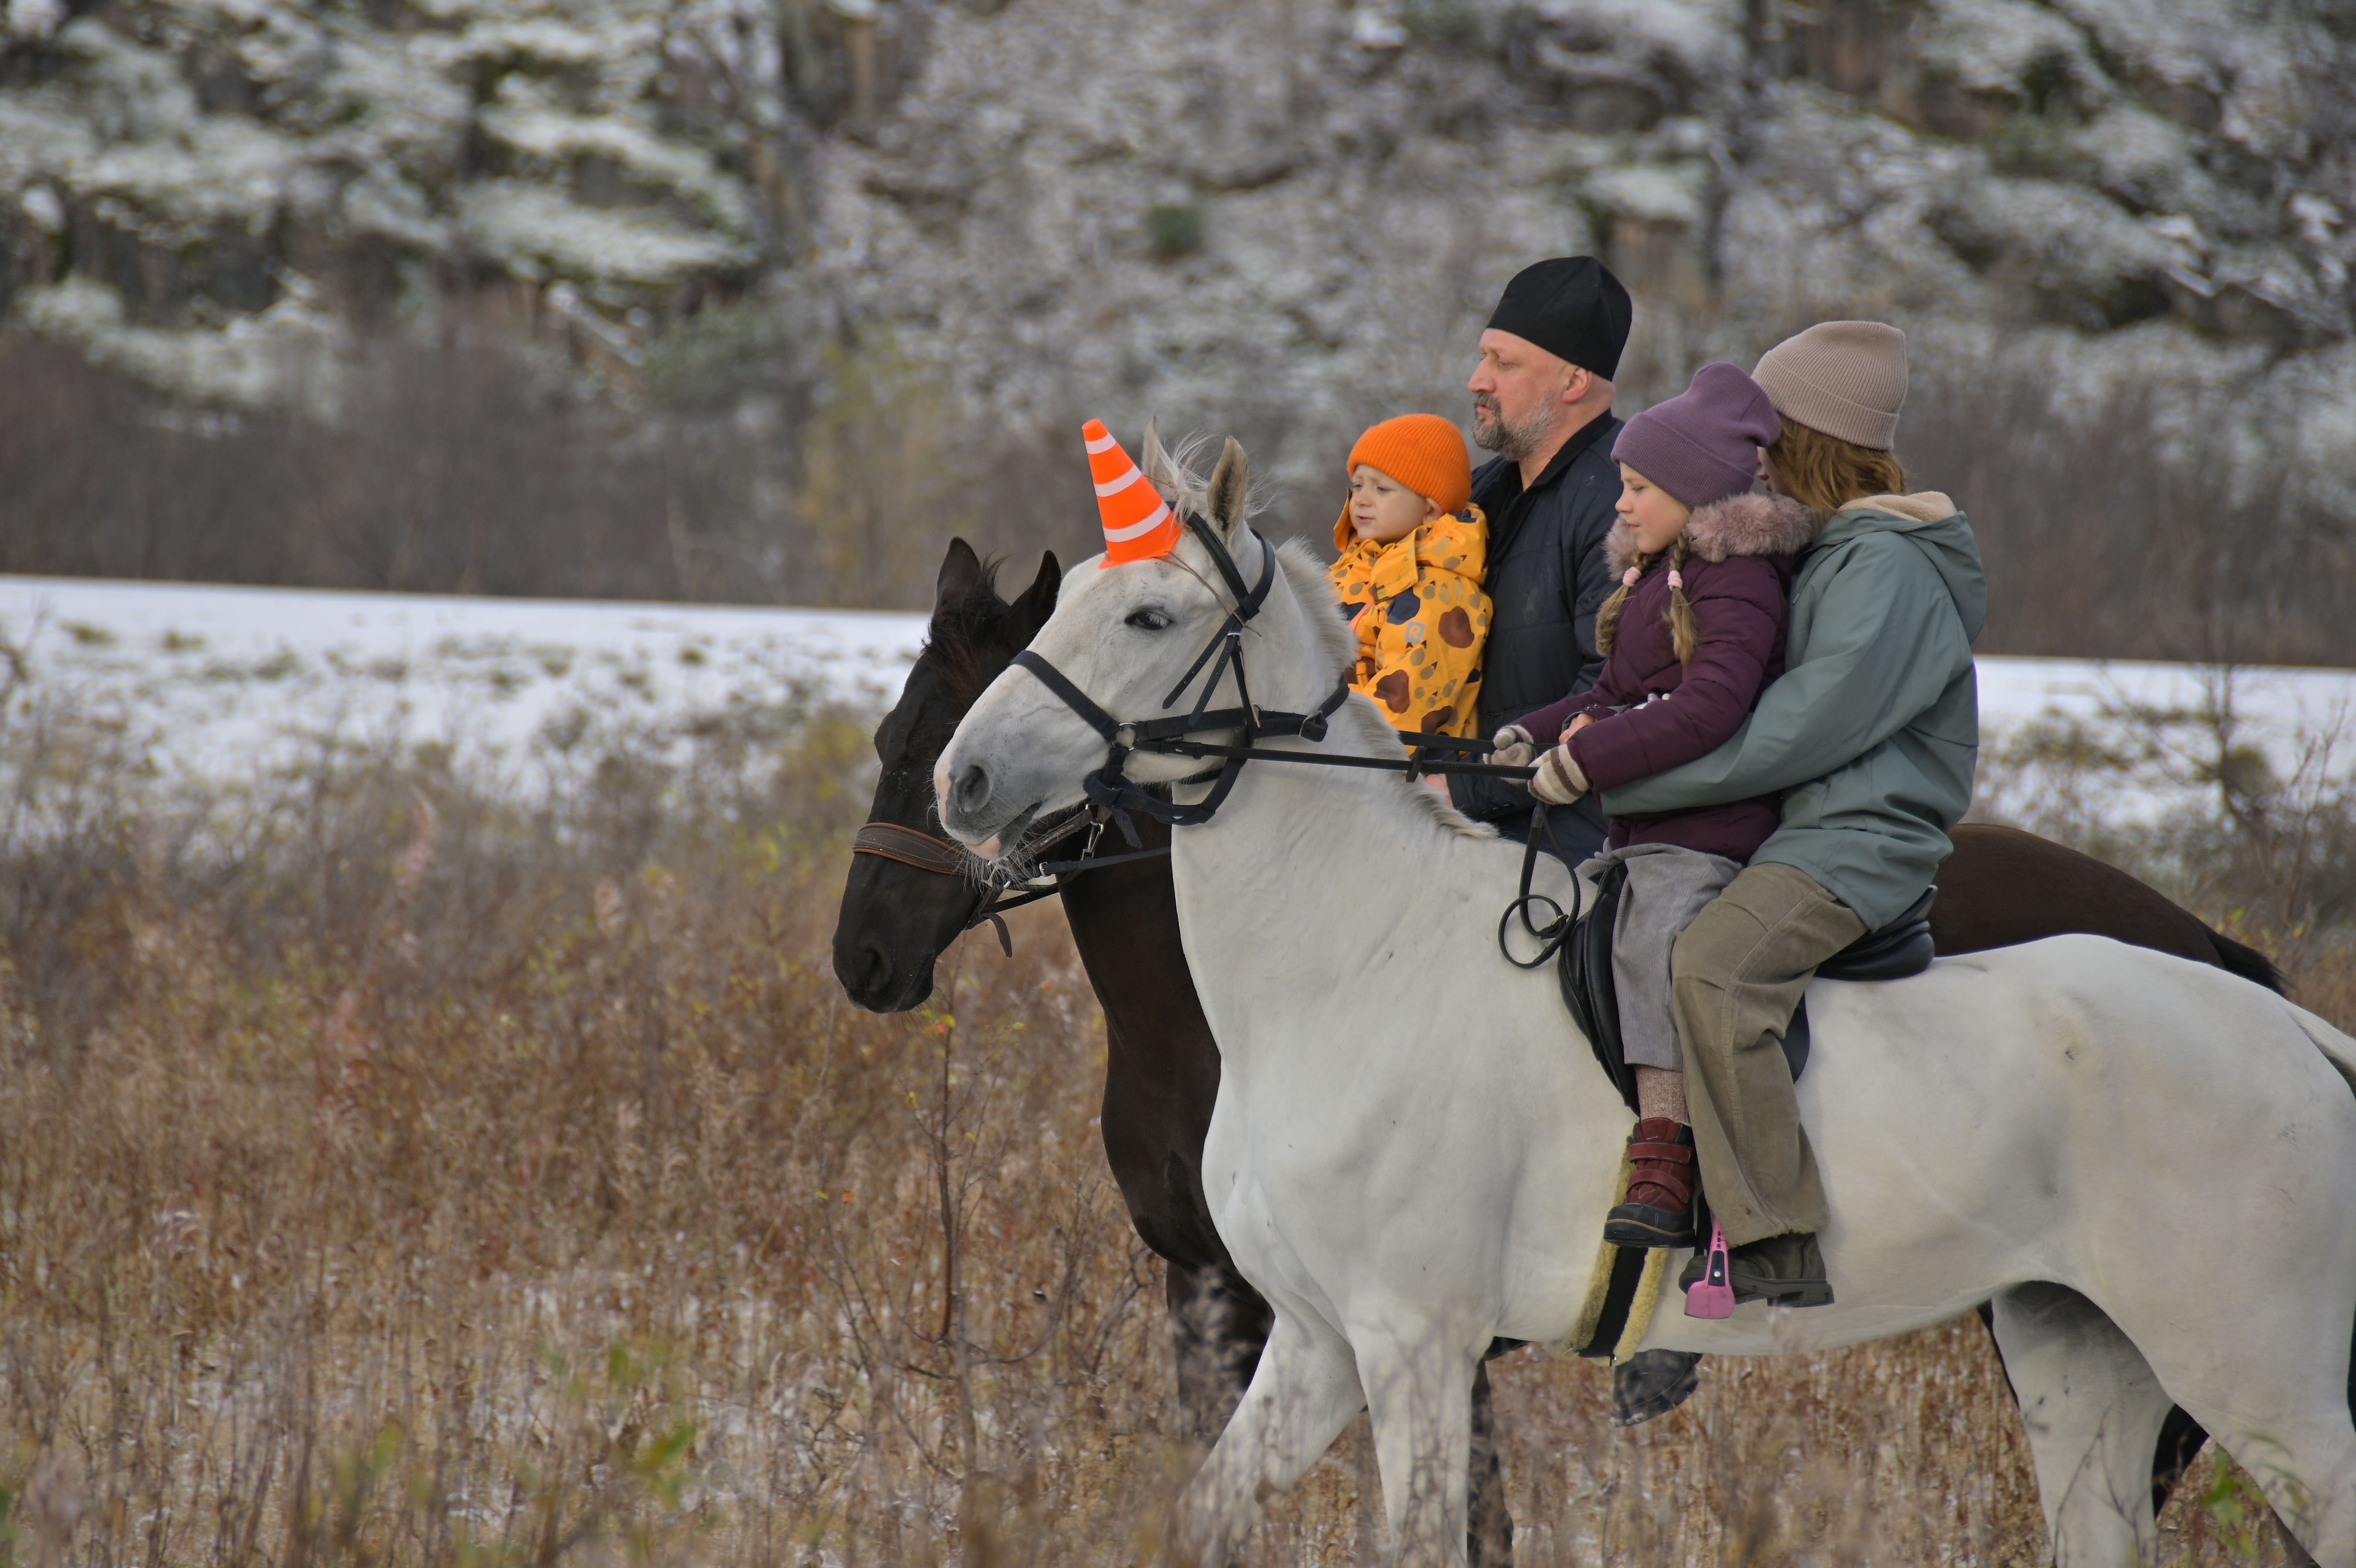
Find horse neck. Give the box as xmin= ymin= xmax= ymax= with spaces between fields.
xmin=1169 ymin=685 xmax=1516 ymax=1018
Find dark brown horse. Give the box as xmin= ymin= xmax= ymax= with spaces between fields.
xmin=833 ymin=540 xmax=2284 ymax=1561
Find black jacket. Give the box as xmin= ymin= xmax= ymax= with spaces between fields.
xmin=1449 ymin=410 xmax=1625 ymax=856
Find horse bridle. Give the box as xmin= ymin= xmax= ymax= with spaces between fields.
xmin=848 ymin=514 xmax=1343 ymax=953
xmin=852 ymin=509 xmax=1548 ymax=953
xmin=850 ymin=813 xmax=1095 ymax=955
xmin=1008 ymin=513 xmax=1352 ymax=844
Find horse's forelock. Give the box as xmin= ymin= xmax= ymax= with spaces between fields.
xmin=1149 ymin=431 xmax=1269 ymax=527
xmin=920 ymin=558 xmax=1017 ymax=705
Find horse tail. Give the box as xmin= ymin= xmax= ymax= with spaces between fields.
xmin=2207 ymin=928 xmax=2285 ymax=995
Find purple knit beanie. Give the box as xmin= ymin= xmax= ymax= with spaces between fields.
xmin=1611 ymin=362 xmax=1782 ymax=510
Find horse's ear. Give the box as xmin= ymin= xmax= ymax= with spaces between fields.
xmin=1206 ymin=436 xmax=1249 ymax=542
xmin=1010 ymin=551 xmax=1061 ymax=638
xmin=934 ymin=537 xmax=990 ymax=613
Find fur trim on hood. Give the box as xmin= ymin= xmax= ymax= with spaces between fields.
xmin=1605 ymin=525 xmax=1642 ymax=575
xmin=1686 ymin=493 xmax=1818 ymax=563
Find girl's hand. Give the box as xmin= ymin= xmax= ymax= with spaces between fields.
xmin=1530 ymin=743 xmax=1590 ymax=806
xmin=1489 ymin=724 xmax=1537 ymax=767
xmin=1561 ymin=713 xmax=1595 ymax=742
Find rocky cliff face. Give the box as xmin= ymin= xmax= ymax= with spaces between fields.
xmin=4 ymin=0 xmax=2353 ymax=531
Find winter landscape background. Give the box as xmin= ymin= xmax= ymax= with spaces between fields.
xmin=6 ymin=0 xmax=2356 ymax=1561
xmin=3 ymin=0 xmax=2355 ymax=656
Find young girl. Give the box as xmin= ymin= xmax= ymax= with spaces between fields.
xmin=1328 ymin=414 xmax=1494 ymax=738
xmin=1489 ymin=362 xmax=1815 ymax=1248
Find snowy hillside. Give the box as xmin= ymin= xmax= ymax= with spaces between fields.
xmin=2 ymin=0 xmax=2352 ymax=525
xmin=7 ymin=574 xmax=2351 ymax=827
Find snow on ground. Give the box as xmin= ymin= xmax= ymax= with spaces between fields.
xmin=6 ymin=575 xmax=2354 ymax=821
xmin=0 ymin=574 xmax=928 ymax=796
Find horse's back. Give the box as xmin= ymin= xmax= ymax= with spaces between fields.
xmin=1802 ymin=937 xmax=2353 ymax=1252
xmin=1936 ymin=824 xmax=2227 ymax=965
xmin=1808 ymin=933 xmax=2333 ymax=1113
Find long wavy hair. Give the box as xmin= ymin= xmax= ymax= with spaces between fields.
xmin=1764 ymin=419 xmax=1908 ymax=519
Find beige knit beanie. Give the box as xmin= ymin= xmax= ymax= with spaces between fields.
xmin=1751 ymin=321 xmax=1909 ymax=451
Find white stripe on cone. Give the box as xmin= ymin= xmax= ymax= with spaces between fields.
xmin=1102 ymin=502 xmax=1174 ymax=542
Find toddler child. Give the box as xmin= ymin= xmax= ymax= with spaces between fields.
xmin=1491 ymin=363 xmax=1816 ymax=1248
xmin=1328 ymin=414 xmax=1494 ymax=738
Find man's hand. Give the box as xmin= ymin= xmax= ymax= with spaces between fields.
xmin=1490 ymin=724 xmax=1537 ymax=767
xmin=1531 ymin=743 xmax=1590 ymax=805
xmin=1562 ymin=713 xmax=1595 ymax=742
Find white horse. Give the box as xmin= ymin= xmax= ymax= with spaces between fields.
xmin=934 ymin=436 xmax=2356 ymax=1567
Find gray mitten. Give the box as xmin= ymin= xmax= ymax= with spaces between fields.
xmin=1490 ymin=724 xmax=1537 ymax=768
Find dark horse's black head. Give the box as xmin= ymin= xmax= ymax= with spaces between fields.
xmin=832 ymin=538 xmax=1062 ymax=1012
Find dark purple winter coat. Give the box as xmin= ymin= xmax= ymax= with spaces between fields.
xmin=1514 ymin=493 xmax=1817 ymax=862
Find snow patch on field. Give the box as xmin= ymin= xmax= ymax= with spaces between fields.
xmin=5 ymin=576 xmax=2354 ymax=824
xmin=0 ymin=575 xmax=926 ymax=796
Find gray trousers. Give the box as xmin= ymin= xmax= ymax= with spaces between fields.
xmin=1586 ymin=843 xmax=1743 ymax=1073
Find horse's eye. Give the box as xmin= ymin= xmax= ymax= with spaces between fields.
xmin=1125 ymin=608 xmax=1172 ymax=632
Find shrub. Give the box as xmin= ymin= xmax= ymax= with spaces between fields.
xmin=1144 ymin=202 xmax=1205 ymax=261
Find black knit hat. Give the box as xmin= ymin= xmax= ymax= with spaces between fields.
xmin=1484 ymin=257 xmax=1634 ymax=380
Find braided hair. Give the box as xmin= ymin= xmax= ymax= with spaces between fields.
xmin=1594 ymin=532 xmax=1700 ymax=666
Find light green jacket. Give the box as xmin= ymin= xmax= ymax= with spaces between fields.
xmin=1602 ymin=493 xmax=1986 ymax=929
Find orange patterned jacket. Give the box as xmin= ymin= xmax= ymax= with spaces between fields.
xmin=1327 ymin=506 xmax=1493 ymax=738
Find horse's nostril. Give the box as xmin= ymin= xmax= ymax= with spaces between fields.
xmin=841 ymin=941 xmax=894 ymax=1003
xmin=952 ymin=762 xmax=991 ymax=817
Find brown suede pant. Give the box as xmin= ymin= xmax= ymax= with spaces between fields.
xmin=1669 ymin=862 xmax=1865 ymax=1248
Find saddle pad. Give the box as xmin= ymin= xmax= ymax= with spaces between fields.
xmin=1552 ymin=1135 xmax=1672 ymax=1365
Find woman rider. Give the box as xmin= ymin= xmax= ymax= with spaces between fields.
xmin=1568 ymin=321 xmax=1983 ymax=1306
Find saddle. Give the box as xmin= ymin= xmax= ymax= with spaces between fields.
xmin=1560 ymin=862 xmax=1936 ymax=1115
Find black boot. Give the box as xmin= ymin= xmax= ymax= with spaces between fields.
xmin=1612 ymin=1348 xmax=1703 ymax=1427
xmin=1603 ymin=1119 xmax=1698 ymax=1247
xmin=1677 ymin=1231 xmax=1833 ymax=1308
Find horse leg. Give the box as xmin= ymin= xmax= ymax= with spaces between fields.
xmin=1466 ymin=1361 xmax=1514 ymax=1566
xmin=1168 ymin=1311 xmax=1364 ymax=1568
xmin=2151 ymin=1325 xmax=2356 ymax=1566
xmin=1989 ymin=1283 xmax=2173 ymax=1567
xmin=1168 ymin=1260 xmax=1274 ymax=1444
xmin=1359 ymin=1328 xmax=1482 ymax=1568
xmin=1980 ymin=1299 xmax=2210 ymax=1514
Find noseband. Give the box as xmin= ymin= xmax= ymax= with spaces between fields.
xmin=850 ymin=811 xmax=1107 ymax=956
xmin=1009 ymin=514 xmax=1351 ymax=844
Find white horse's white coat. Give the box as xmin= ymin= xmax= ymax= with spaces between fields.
xmin=936 ymin=443 xmax=2356 ymax=1567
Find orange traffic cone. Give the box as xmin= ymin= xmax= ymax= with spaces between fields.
xmin=1084 ymin=419 xmax=1182 ymax=566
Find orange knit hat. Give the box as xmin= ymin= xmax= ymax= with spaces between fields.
xmin=1083 ymin=419 xmax=1184 ymax=566
xmin=1334 ymin=413 xmax=1474 ymax=547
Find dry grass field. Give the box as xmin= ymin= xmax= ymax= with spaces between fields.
xmin=0 ymin=668 xmax=2337 ymax=1565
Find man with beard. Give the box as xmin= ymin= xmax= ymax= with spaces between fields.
xmin=1453 ymin=257 xmax=1711 ymax=1429
xmin=1449 ymin=257 xmax=1633 ymax=863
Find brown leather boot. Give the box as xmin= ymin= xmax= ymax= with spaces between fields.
xmin=1603 ymin=1119 xmax=1698 ymax=1247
